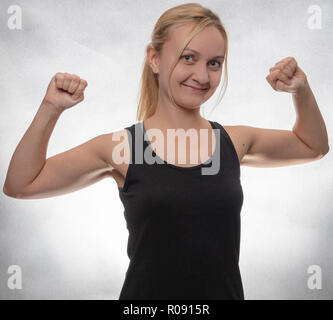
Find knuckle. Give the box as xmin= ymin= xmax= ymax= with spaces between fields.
xmin=55 ymin=72 xmax=64 ymax=80
xmin=72 ymin=75 xmax=80 ymax=82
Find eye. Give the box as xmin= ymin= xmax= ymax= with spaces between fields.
xmin=210 ymin=60 xmax=221 ymax=68
xmin=181 ymin=55 xmax=221 ymax=68
xmin=181 ymin=55 xmax=193 ymax=62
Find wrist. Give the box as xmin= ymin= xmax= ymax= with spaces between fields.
xmin=40 ymin=99 xmax=64 ymax=116
xmin=293 ymin=78 xmax=311 ymax=98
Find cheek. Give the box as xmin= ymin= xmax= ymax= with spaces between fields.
xmin=159 ymin=67 xmax=181 ymax=89
xmin=168 ymin=66 xmax=222 ymax=95
xmin=171 ymin=67 xmax=186 ymax=84
xmin=215 ymin=71 xmax=223 ymax=85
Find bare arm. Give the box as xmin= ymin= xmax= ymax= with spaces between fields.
xmin=2 ymin=72 xmax=111 ymax=199
xmin=3 ymin=133 xmax=114 ymax=199
xmin=3 ymin=101 xmax=63 ymax=197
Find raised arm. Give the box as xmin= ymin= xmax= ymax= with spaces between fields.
xmin=2 ymin=73 xmax=115 ymax=199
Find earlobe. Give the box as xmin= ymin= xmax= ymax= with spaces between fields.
xmin=147 ymin=45 xmax=159 ymax=74
xmin=151 ymin=60 xmax=159 ymax=75
xmin=150 ymin=58 xmax=159 ymax=75
xmin=149 ymin=60 xmax=158 ymax=74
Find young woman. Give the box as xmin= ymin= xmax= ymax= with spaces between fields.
xmin=3 ymin=3 xmax=329 ymax=300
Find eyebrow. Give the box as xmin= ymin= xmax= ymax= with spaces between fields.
xmin=184 ymin=48 xmax=225 ymax=60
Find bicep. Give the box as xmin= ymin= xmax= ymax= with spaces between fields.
xmin=18 ymin=134 xmax=113 ymax=199
xmin=240 ymin=125 xmax=322 ymax=168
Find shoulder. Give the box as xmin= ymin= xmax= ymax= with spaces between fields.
xmin=95 ymin=128 xmax=131 ymax=171
xmin=219 ymin=125 xmax=253 ymax=165
xmin=222 ymin=125 xmax=251 ymax=141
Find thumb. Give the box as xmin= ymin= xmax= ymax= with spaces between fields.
xmin=72 ymin=79 xmax=88 ymax=100
xmin=46 ymin=75 xmax=58 ymax=93
xmin=276 ymin=80 xmax=289 ymax=92
xmin=72 ymin=92 xmax=84 ymax=103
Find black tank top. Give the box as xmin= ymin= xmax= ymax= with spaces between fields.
xmin=117 ymin=120 xmax=244 ymax=300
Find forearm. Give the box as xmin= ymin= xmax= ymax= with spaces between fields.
xmin=292 ymin=80 xmax=329 ymax=155
xmin=3 ymin=100 xmax=63 ymax=195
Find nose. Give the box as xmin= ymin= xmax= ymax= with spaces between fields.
xmin=191 ymin=62 xmax=210 ymax=87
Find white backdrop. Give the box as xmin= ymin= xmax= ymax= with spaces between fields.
xmin=0 ymin=0 xmax=332 ymax=299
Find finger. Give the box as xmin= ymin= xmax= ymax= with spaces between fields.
xmin=274 ymin=70 xmax=292 ymax=85
xmin=62 ymin=73 xmax=72 ymax=91
xmin=274 ymin=57 xmax=293 ymax=68
xmin=55 ymin=72 xmax=65 ymax=89
xmin=269 ymin=66 xmax=291 ymax=80
xmin=67 ymin=75 xmax=81 ymax=94
xmin=266 ymin=73 xmax=284 ymax=91
xmin=286 ymin=58 xmax=297 ymax=77
xmin=275 ymin=58 xmax=296 ymax=78
xmin=276 ymin=80 xmax=289 ymax=92
xmin=279 ymin=64 xmax=294 ymax=78
xmin=72 ymin=79 xmax=88 ymax=100
xmin=266 ymin=71 xmax=280 ymax=90
xmin=270 ymin=69 xmax=291 ymax=86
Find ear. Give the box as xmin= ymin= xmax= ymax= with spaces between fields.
xmin=146 ymin=44 xmax=160 ymax=75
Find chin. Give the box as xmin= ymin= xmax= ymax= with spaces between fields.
xmin=169 ymin=87 xmax=210 ymax=108
xmin=182 ymin=95 xmax=209 ymax=106
xmin=174 ymin=100 xmax=203 ymax=110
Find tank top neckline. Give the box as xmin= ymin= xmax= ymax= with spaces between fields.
xmin=141 ymin=119 xmax=218 ymax=171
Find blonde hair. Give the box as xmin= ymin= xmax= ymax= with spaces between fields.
xmin=136 ymin=2 xmax=229 ymax=121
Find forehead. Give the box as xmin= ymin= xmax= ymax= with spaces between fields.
xmin=165 ymin=23 xmax=225 ymax=56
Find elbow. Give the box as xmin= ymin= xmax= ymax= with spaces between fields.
xmin=318 ymin=145 xmax=330 ymax=158
xmin=323 ymin=144 xmax=330 ymax=156
xmin=3 ymin=184 xmax=14 ymax=197
xmin=3 ymin=184 xmax=9 ymax=196
xmin=2 ymin=184 xmax=21 ymax=199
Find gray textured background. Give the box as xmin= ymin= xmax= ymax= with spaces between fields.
xmin=0 ymin=0 xmax=332 ymax=299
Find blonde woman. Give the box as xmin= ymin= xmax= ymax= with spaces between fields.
xmin=3 ymin=3 xmax=329 ymax=300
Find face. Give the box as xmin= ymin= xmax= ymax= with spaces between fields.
xmin=147 ymin=23 xmax=225 ymax=110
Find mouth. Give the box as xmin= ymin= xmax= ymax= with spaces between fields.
xmin=182 ymin=84 xmax=208 ymax=92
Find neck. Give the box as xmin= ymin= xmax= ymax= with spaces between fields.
xmin=145 ymin=95 xmax=207 ymax=131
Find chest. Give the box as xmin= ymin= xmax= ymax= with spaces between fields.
xmin=119 ymin=156 xmax=244 ymax=223
xmin=113 ymin=125 xmax=248 ymax=189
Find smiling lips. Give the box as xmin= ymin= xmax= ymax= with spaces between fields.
xmin=182 ymin=84 xmax=208 ymax=91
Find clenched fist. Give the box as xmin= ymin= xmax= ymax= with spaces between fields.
xmin=43 ymin=73 xmax=88 ymax=112
xmin=266 ymin=57 xmax=308 ymax=94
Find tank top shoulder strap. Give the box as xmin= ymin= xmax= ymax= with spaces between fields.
xmin=212 ymin=121 xmax=241 ymax=175
xmin=124 ymin=120 xmax=240 ymax=167
xmin=117 ymin=123 xmax=138 ymax=193
xmin=123 ymin=121 xmax=145 ymax=164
